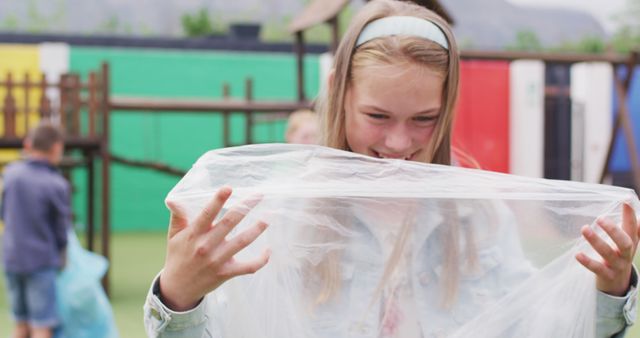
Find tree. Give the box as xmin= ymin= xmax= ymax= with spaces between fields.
xmin=611 ymin=0 xmax=640 ymax=52
xmin=550 ymin=35 xmax=606 ymax=54
xmin=97 ymin=15 xmax=121 ymax=34
xmin=618 ymin=0 xmax=640 ymax=33
xmin=506 ymin=30 xmax=543 ymax=52
xmin=1 ymin=14 xmax=19 ymax=30
xmin=25 ymin=0 xmax=66 ymax=33
xmin=181 ymin=8 xmax=214 ymax=37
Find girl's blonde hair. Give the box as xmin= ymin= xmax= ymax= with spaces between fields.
xmin=311 ymin=0 xmax=468 ymax=311
xmin=317 ymin=0 xmax=460 ymax=165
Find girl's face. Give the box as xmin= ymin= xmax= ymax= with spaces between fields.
xmin=344 ymin=63 xmax=444 ymax=162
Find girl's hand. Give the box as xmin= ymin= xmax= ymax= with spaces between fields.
xmin=577 ymin=203 xmax=640 ymax=296
xmin=158 ymin=187 xmax=270 ymax=311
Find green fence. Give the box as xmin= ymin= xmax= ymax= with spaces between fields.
xmin=69 ymin=47 xmax=321 ymax=231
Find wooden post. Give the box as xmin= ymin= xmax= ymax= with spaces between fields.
xmin=86 ymin=149 xmax=95 ymax=251
xmin=222 ymin=83 xmax=231 ymax=147
xmin=294 ymin=32 xmax=306 ymax=102
xmin=4 ymin=72 xmax=16 ymax=137
xmin=88 ymin=72 xmax=98 ymax=137
xmin=70 ymin=74 xmax=81 ymax=135
xmin=100 ymin=62 xmax=112 ymax=296
xmin=39 ymin=74 xmax=52 ymax=120
xmin=59 ymin=74 xmax=69 ymax=127
xmin=245 ymin=78 xmax=253 ymax=144
xmin=24 ymin=72 xmax=30 ymax=134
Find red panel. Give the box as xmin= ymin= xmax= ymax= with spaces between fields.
xmin=453 ymin=60 xmax=510 ymax=173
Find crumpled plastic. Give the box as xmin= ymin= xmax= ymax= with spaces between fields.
xmin=56 ymin=230 xmax=119 ymax=338
xmin=166 ymin=144 xmax=640 ymax=338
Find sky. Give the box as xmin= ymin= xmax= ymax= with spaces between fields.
xmin=507 ymin=0 xmax=627 ymax=33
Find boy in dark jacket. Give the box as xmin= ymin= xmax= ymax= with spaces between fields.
xmin=2 ymin=122 xmax=70 ymax=338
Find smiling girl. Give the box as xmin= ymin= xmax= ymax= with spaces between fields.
xmin=144 ymin=1 xmax=639 ymax=337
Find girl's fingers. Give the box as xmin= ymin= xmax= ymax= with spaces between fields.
xmin=581 ymin=225 xmax=618 ymax=264
xmin=218 ymin=249 xmax=271 ymax=279
xmin=622 ymin=203 xmax=639 ymax=246
xmin=596 ymin=218 xmax=634 ymax=261
xmin=194 ymin=187 xmax=233 ymax=234
xmin=206 ymin=195 xmax=264 ymax=247
xmin=576 ymin=252 xmax=613 ymax=280
xmin=166 ymin=200 xmax=188 ymax=239
xmin=216 ymin=221 xmax=269 ymax=264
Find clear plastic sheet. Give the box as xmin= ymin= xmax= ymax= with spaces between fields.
xmin=166 ymin=144 xmax=639 ymax=338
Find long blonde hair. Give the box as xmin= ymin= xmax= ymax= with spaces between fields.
xmin=317 ymin=0 xmax=460 ymax=165
xmin=311 ymin=0 xmax=467 ymax=311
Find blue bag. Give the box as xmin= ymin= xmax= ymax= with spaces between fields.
xmin=56 ymin=230 xmax=119 ymax=338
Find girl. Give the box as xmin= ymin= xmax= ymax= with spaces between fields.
xmin=144 ymin=1 xmax=639 ymax=337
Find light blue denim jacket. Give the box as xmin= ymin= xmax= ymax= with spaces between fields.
xmin=144 ymin=203 xmax=639 ymax=338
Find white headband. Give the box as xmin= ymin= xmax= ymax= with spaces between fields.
xmin=355 ymin=16 xmax=449 ymax=50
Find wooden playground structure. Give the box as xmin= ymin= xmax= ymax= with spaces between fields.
xmin=0 ymin=63 xmax=311 ymax=293
xmin=0 ymin=64 xmax=114 ymax=291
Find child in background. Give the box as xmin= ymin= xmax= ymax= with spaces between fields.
xmin=2 ymin=122 xmax=69 ymax=338
xmin=285 ymin=109 xmax=319 ymax=145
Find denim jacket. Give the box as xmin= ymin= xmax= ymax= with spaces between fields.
xmin=144 ymin=202 xmax=639 ymax=338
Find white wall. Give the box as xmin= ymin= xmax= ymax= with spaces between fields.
xmin=509 ymin=60 xmax=545 ymax=178
xmin=570 ymin=62 xmax=613 ymax=183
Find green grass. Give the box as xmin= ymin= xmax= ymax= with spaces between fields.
xmin=1 ymin=232 xmax=640 ymax=337
xmin=107 ymin=232 xmax=167 ymax=337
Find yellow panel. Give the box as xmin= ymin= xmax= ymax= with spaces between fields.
xmin=0 ymin=44 xmax=43 ymax=162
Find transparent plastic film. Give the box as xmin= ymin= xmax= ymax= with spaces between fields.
xmin=167 ymin=144 xmax=639 ymax=338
